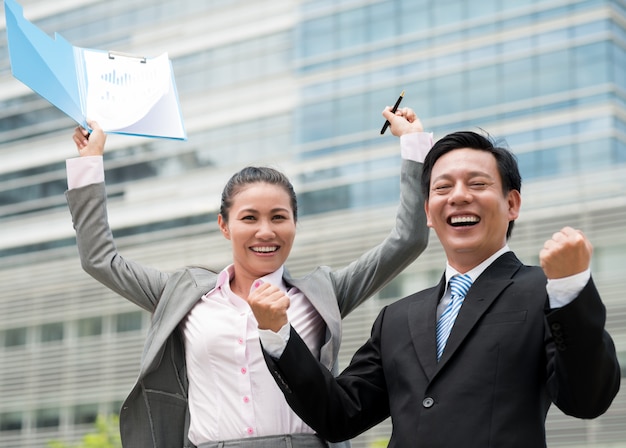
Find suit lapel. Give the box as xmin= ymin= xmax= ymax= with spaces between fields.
xmin=436 ymin=252 xmax=522 ymax=369
xmin=408 ymin=280 xmax=444 ymax=380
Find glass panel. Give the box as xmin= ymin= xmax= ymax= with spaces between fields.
xmin=0 ymin=412 xmax=22 ymax=431
xmin=77 ymin=317 xmax=102 ymax=338
xmin=502 ymin=58 xmax=533 ymax=103
xmin=337 ymin=8 xmax=366 ymax=50
xmin=432 ymin=0 xmax=464 ymax=27
xmin=40 ymin=322 xmax=64 ymax=343
xmin=368 ymin=1 xmax=395 ymax=41
xmin=574 ymin=42 xmax=610 ymax=88
xmin=468 ymin=65 xmax=498 ymax=109
xmin=537 ymin=49 xmax=570 ymax=95
xmin=578 ymin=138 xmax=614 ymax=171
xmin=73 ymin=404 xmax=99 ymax=425
xmin=298 ymin=101 xmax=334 ymax=143
xmin=4 ymin=327 xmax=27 ymax=348
xmin=115 ymin=311 xmax=143 ymax=333
xmin=337 ymin=94 xmax=367 ymax=135
xmin=35 ymin=408 xmax=59 ymax=428
xmin=432 ymin=72 xmax=464 ymax=116
xmin=301 ymin=16 xmax=334 ymax=58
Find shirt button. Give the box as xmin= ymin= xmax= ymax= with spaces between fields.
xmin=422 ymin=397 xmax=435 ymax=408
xmin=241 ymin=367 xmax=247 ymax=375
xmin=243 ymin=396 xmax=250 ymax=404
xmin=246 ymin=427 xmax=254 ymax=435
xmin=238 ymin=338 xmax=244 ymax=345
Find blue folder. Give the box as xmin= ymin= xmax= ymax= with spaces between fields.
xmin=4 ymin=0 xmax=187 ymax=140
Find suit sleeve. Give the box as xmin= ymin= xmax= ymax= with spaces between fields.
xmin=545 ymin=277 xmax=621 ymax=418
xmin=65 ymin=182 xmax=168 ymax=312
xmin=264 ymin=317 xmax=391 ymax=442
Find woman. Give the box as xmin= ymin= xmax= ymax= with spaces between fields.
xmin=66 ymin=106 xmax=431 ymax=448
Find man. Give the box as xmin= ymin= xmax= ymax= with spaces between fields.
xmin=248 ymin=128 xmax=621 ymax=447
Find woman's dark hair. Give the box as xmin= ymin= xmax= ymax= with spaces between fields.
xmin=219 ymin=166 xmax=298 ymax=223
xmin=421 ymin=131 xmax=522 ymax=239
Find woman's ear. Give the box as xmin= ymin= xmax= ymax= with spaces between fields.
xmin=217 ymin=214 xmax=231 ymax=240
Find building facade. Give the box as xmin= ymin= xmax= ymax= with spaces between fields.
xmin=0 ymin=0 xmax=624 ymax=446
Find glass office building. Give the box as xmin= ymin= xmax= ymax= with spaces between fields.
xmin=0 ymin=0 xmax=624 ymax=446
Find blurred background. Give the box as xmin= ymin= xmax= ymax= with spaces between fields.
xmin=0 ymin=0 xmax=624 ymax=446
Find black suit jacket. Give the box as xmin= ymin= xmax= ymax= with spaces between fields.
xmin=264 ymin=252 xmax=621 ymax=447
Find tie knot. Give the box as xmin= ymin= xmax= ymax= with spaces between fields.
xmin=449 ymin=274 xmax=472 ymax=299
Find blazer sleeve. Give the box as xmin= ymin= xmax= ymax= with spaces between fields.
xmin=545 ymin=277 xmax=621 ymax=418
xmin=65 ymin=182 xmax=168 ymax=312
xmin=331 ymin=159 xmax=429 ymax=317
xmin=264 ymin=316 xmax=391 ymax=442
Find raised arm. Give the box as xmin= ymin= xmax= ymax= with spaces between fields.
xmin=66 ymin=122 xmax=168 ymax=312
xmin=331 ymin=106 xmax=432 ymax=317
xmin=541 ymin=227 xmax=621 ymax=417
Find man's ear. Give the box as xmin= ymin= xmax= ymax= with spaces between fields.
xmin=425 ymin=199 xmax=433 ymax=228
xmin=507 ymin=190 xmax=522 ymax=221
xmin=217 ymin=214 xmax=231 ymax=240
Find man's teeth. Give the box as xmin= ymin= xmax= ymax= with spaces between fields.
xmin=451 ymin=216 xmax=479 ymax=225
xmin=252 ymin=246 xmax=278 ymax=253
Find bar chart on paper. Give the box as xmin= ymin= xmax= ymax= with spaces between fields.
xmin=78 ymin=50 xmax=172 ymax=131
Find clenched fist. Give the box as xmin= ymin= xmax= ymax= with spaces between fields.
xmin=540 ymin=226 xmax=593 ymax=279
xmin=247 ymin=282 xmax=291 ymax=332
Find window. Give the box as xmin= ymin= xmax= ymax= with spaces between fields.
xmin=4 ymin=327 xmax=27 ymax=348
xmin=40 ymin=322 xmax=64 ymax=343
xmin=77 ymin=317 xmax=102 ymax=338
xmin=73 ymin=404 xmax=99 ymax=425
xmin=35 ymin=408 xmax=59 ymax=429
xmin=0 ymin=412 xmax=22 ymax=432
xmin=115 ymin=311 xmax=143 ymax=333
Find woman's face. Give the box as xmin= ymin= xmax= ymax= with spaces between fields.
xmin=218 ymin=182 xmax=296 ymax=282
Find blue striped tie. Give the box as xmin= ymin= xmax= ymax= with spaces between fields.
xmin=436 ymin=274 xmax=472 ymax=360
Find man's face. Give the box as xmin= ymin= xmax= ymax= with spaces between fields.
xmin=425 ymin=148 xmax=521 ymax=272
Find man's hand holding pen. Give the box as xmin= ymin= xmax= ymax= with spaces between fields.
xmin=381 ymin=103 xmax=423 ymax=137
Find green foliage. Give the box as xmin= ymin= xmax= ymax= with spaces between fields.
xmin=369 ymin=439 xmax=389 ymax=448
xmin=47 ymin=415 xmax=121 ymax=448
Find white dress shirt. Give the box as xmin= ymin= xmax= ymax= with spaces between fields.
xmin=181 ymin=265 xmax=324 ymax=443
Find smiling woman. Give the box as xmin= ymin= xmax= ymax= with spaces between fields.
xmin=65 ymin=107 xmax=430 ymax=448
xmin=216 ymin=168 xmax=297 ymax=298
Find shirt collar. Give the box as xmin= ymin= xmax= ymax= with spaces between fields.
xmin=445 ymin=245 xmax=511 ymax=284
xmin=215 ymin=264 xmax=288 ymax=295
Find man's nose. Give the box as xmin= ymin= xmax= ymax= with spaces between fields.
xmin=448 ymin=183 xmax=472 ymax=204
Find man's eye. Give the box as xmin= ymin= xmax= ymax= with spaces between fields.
xmin=242 ymin=216 xmax=256 ymax=221
xmin=433 ymin=185 xmax=451 ymax=192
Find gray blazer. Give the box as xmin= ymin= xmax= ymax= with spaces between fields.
xmin=65 ymin=159 xmax=428 ymax=448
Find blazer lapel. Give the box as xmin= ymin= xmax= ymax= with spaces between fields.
xmin=408 ymin=280 xmax=444 ymax=381
xmin=286 ymin=271 xmax=341 ymax=369
xmin=140 ymin=268 xmax=216 ymax=375
xmin=436 ymin=252 xmax=522 ymax=368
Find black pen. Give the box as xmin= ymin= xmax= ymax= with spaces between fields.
xmin=380 ymin=90 xmax=405 ymax=135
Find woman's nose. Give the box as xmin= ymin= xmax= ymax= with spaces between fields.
xmin=256 ymin=220 xmax=276 ymax=238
